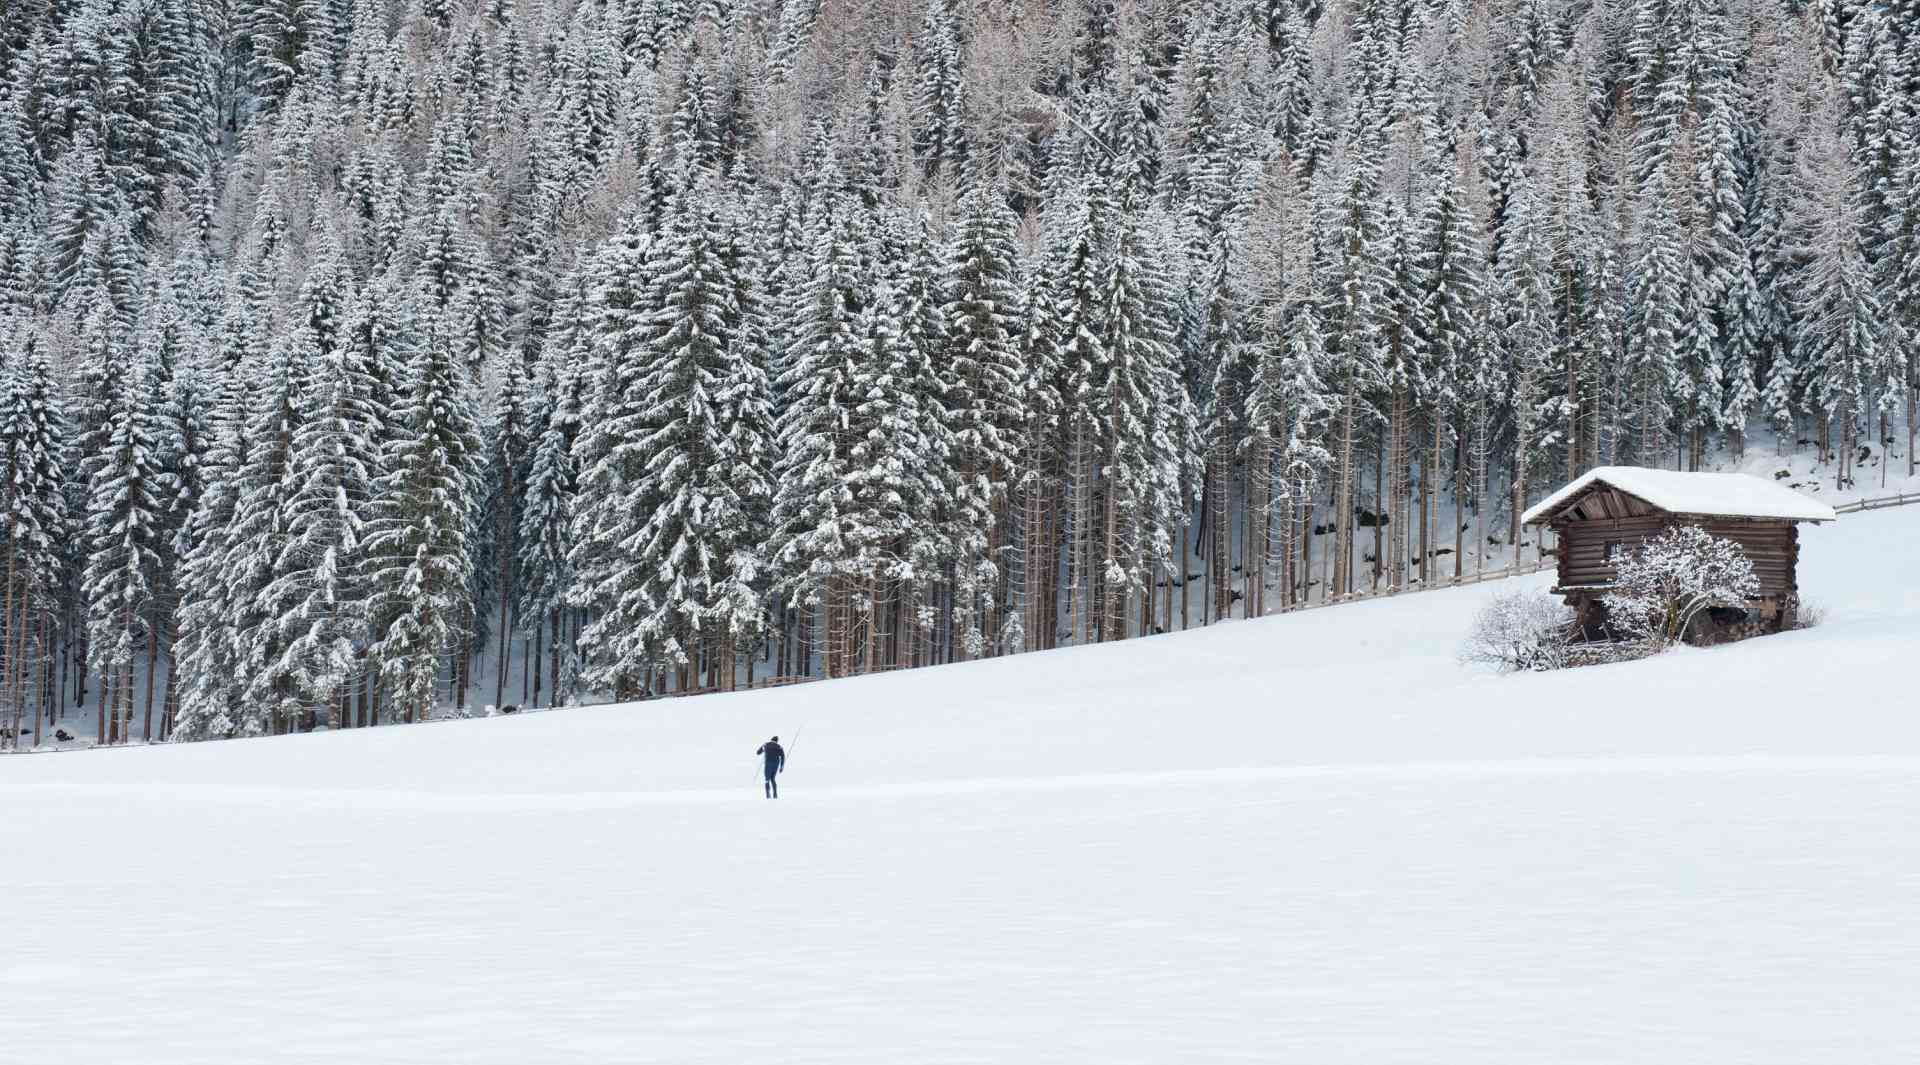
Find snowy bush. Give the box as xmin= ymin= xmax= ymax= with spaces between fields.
xmin=1460 ymin=591 xmax=1577 ymax=673
xmin=1604 ymin=525 xmax=1761 ymax=647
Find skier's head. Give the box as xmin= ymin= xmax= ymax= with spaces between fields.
xmin=771 ymin=736 xmax=778 ymax=742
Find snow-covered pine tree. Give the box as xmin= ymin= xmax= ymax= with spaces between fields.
xmin=0 ymin=334 xmax=70 ymax=750
xmin=518 ymin=267 xmax=593 ymax=708
xmin=479 ymin=347 xmax=533 ymax=710
xmin=80 ymin=351 xmax=163 ymax=744
xmin=1044 ymin=172 xmax=1114 ymax=645
xmin=1788 ymin=90 xmax=1884 ymax=490
xmin=713 ymin=200 xmax=780 ymax=671
xmin=844 ymin=209 xmax=958 ymax=672
xmin=1243 ymin=146 xmax=1333 ymax=612
xmin=149 ymin=313 xmax=213 ymax=738
xmin=1496 ymin=168 xmax=1557 ymax=558
xmin=1011 ymin=227 xmax=1066 ymax=651
xmin=1411 ymin=141 xmax=1485 ymax=581
xmin=564 ymin=219 xmax=658 ymax=698
xmin=252 ymin=283 xmax=384 ymax=730
xmin=170 ymin=260 xmax=283 ymax=741
xmin=1882 ymin=83 xmax=1920 ymax=478
xmin=939 ymin=183 xmax=1025 ymax=656
xmin=912 ymin=0 xmax=969 ymax=183
xmin=1625 ymin=158 xmax=1686 ymax=466
xmin=1092 ymin=202 xmax=1190 ymax=641
xmin=769 ymin=198 xmax=943 ymax=677
xmin=572 ymin=187 xmax=772 ymax=695
xmin=1323 ymin=122 xmax=1390 ymax=598
xmin=767 ymin=198 xmax=862 ymax=677
xmin=364 ymin=295 xmax=483 ymax=724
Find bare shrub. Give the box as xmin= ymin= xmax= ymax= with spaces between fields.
xmin=1792 ymin=599 xmax=1826 ymax=630
xmin=1461 ymin=591 xmax=1576 ymax=673
xmin=1604 ymin=525 xmax=1760 ymax=647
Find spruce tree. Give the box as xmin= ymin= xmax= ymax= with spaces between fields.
xmin=573 ymin=189 xmax=772 ymax=694
xmin=0 ymin=337 xmax=70 ymax=749
xmin=518 ymin=269 xmax=593 ymax=707
xmin=253 ymin=287 xmax=384 ymax=725
xmin=365 ymin=301 xmax=483 ymax=723
xmin=940 ymin=185 xmax=1026 ymax=654
xmin=81 ymin=355 xmax=163 ymax=744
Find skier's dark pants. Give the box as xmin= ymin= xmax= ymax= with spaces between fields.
xmin=764 ymin=769 xmax=778 ymax=798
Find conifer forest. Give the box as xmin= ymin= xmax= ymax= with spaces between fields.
xmin=0 ymin=0 xmax=1917 ymax=746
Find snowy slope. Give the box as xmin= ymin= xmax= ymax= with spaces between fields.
xmin=4 ymin=507 xmax=1919 ymax=1064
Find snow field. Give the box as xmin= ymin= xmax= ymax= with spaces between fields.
xmin=2 ymin=505 xmax=1918 ymax=1063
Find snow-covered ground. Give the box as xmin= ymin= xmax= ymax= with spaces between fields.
xmin=4 ymin=505 xmax=1918 ymax=1064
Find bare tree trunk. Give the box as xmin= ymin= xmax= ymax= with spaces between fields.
xmin=1420 ymin=417 xmax=1437 ymax=584
xmin=1833 ymin=408 xmax=1844 ymax=491
xmin=1179 ymin=518 xmax=1191 ymax=630
xmin=32 ymin=613 xmax=47 ymax=749
xmin=1880 ymin=409 xmax=1888 ymax=489
xmin=1247 ymin=432 xmax=1271 ymax=616
xmin=1209 ymin=436 xmax=1230 ymax=621
xmin=455 ymin=634 xmax=470 ymax=713
xmin=1142 ymin=554 xmax=1154 ymax=636
xmin=1389 ymin=386 xmax=1409 ymax=590
xmin=59 ymin=602 xmax=70 ymax=720
xmin=162 ymin=620 xmax=181 ymax=740
xmin=896 ymin=581 xmax=914 ymax=670
xmin=1297 ymin=499 xmax=1312 ymax=607
xmin=1454 ymin=417 xmax=1465 ymax=580
xmin=1161 ymin=543 xmax=1173 ymax=633
xmin=1511 ymin=369 xmax=1533 ymax=567
xmin=1101 ymin=442 xmax=1124 ymax=641
xmin=529 ymin=620 xmax=543 ymax=708
xmin=1907 ymin=374 xmax=1915 ymax=479
xmin=1069 ymin=425 xmax=1088 ymax=646
xmin=865 ymin=577 xmax=880 ymax=675
xmin=1372 ymin=435 xmax=1385 ymax=590
xmin=1 ymin=548 xmax=16 ymax=752
xmin=143 ymin=614 xmax=158 ymax=742
xmin=1333 ymin=384 xmax=1356 ymax=598
xmin=495 ymin=514 xmax=513 ymax=710
xmin=1474 ymin=400 xmax=1489 ymax=577
xmin=73 ymin=626 xmax=86 ymax=713
xmin=1321 ymin=481 xmax=1335 ymax=601
xmin=2 ymin=549 xmax=17 ymax=752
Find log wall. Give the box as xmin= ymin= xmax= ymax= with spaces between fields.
xmin=1553 ymin=515 xmax=1801 ymax=600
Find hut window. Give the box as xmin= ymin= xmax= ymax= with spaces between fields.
xmin=1604 ymin=540 xmax=1623 ymax=562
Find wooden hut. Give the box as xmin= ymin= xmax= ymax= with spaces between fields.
xmin=1521 ymin=467 xmax=1836 ymax=639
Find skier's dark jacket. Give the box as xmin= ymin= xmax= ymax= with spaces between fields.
xmin=757 ymin=741 xmax=785 ymax=777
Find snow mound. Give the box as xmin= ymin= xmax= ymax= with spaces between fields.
xmin=1522 ymin=465 xmax=1840 ymax=524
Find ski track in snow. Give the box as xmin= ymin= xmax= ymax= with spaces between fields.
xmin=4 ymin=508 xmax=1920 ymax=1063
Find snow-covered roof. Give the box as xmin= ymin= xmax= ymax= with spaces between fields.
xmin=1522 ymin=466 xmax=1839 ymax=525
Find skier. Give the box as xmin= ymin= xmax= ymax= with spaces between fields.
xmin=757 ymin=736 xmax=785 ymax=798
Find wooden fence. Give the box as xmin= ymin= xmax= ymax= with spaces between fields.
xmin=1833 ymin=491 xmax=1920 ymax=515
xmin=1273 ymin=557 xmax=1560 ymax=615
